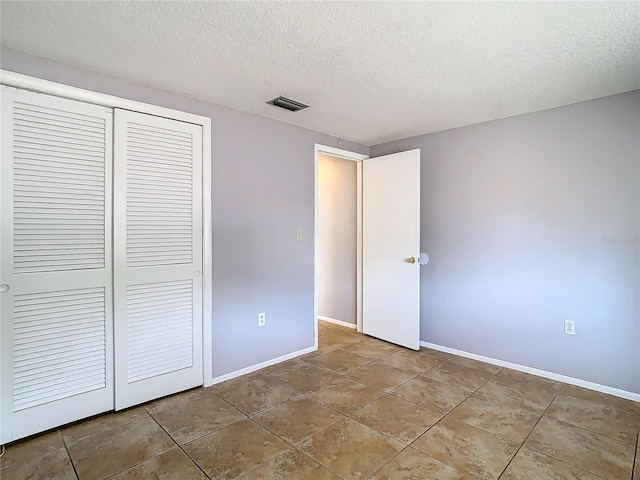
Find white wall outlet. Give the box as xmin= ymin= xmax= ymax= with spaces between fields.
xmin=296 ymin=228 xmax=303 ymax=242
xmin=564 ymin=320 xmax=575 ymax=335
xmin=258 ymin=312 xmax=266 ymax=327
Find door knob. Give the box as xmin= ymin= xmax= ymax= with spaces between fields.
xmin=406 ymin=256 xmax=416 ymax=264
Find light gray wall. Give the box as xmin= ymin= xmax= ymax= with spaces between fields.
xmin=318 ymin=154 xmax=357 ymax=325
xmin=0 ymin=48 xmax=368 ymax=378
xmin=371 ymin=91 xmax=640 ymax=393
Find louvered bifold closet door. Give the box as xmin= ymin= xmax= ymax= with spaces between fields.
xmin=113 ymin=109 xmax=203 ymax=409
xmin=0 ymin=88 xmax=114 ymax=443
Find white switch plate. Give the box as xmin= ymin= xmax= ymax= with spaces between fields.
xmin=564 ymin=320 xmax=575 ymax=335
xmin=296 ymin=229 xmax=303 ymax=242
xmin=258 ymin=312 xmax=266 ymax=327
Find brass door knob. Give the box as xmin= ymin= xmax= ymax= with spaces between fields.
xmin=406 ymin=256 xmax=416 ymax=264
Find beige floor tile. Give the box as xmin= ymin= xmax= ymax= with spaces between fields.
xmin=417 ymin=347 xmax=452 ymax=361
xmin=499 ymin=368 xmax=564 ymax=391
xmin=266 ymin=361 xmax=340 ymax=393
xmin=1 ymin=431 xmax=76 ymax=480
xmin=153 ymin=395 xmax=245 ymax=444
xmin=143 ymin=387 xmax=212 ymax=415
xmin=501 ymin=447 xmax=605 ymax=480
xmin=61 ymin=406 xmax=149 ymax=446
xmin=351 ymin=394 xmax=442 ymax=444
xmin=347 ymin=363 xmax=417 ymax=392
xmin=477 ymin=371 xmax=561 ymax=413
xmin=212 ymin=374 xmax=297 ymax=415
xmin=370 ymin=447 xmax=467 ymax=480
xmin=391 ymin=376 xmax=471 ymax=414
xmin=318 ymin=332 xmax=362 ymax=349
xmin=446 ymin=356 xmax=502 ymax=375
xmin=300 ymin=418 xmax=403 ymax=479
xmin=446 ymin=393 xmax=540 ymax=443
xmin=305 ymin=377 xmax=385 ymax=414
xmin=210 ymin=371 xmax=264 ymax=394
xmin=339 ymin=340 xmax=400 ymax=360
xmin=67 ymin=417 xmax=175 ymax=480
xmin=559 ymin=384 xmax=640 ymax=421
xmin=318 ymin=326 xmax=333 ymax=336
xmin=107 ymin=448 xmax=207 ymax=480
xmin=319 ymin=320 xmax=351 ymax=331
xmin=2 ymin=446 xmax=77 ymax=480
xmin=356 ymin=335 xmax=404 ymax=350
xmin=238 ymin=449 xmax=342 ymax=479
xmin=525 ymin=416 xmax=635 ymax=479
xmin=184 ymin=419 xmax=291 ymax=480
xmin=496 ymin=368 xmax=564 ymax=394
xmin=301 ymin=349 xmax=372 ymax=374
xmin=252 ymin=396 xmax=344 ymax=444
xmin=378 ymin=349 xmax=442 ymax=374
xmin=2 ymin=430 xmax=65 ymax=464
xmin=546 ymin=394 xmax=639 ymax=444
xmin=317 ymin=343 xmax=338 ymax=353
xmin=411 ymin=418 xmax=519 ymax=480
xmin=422 ymin=362 xmax=494 ymax=391
xmin=259 ymin=358 xmax=306 ymax=378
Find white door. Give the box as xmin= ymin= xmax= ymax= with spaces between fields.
xmin=0 ymin=88 xmax=114 ymax=443
xmin=362 ymin=149 xmax=421 ymax=350
xmin=113 ymin=110 xmax=203 ymax=409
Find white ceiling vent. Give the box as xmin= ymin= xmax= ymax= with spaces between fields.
xmin=267 ymin=96 xmax=309 ymax=112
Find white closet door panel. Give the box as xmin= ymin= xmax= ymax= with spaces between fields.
xmin=11 ymin=99 xmax=107 ymax=274
xmin=0 ymin=87 xmax=114 ymax=443
xmin=13 ymin=288 xmax=107 ymax=410
xmin=114 ymin=109 xmax=203 ymax=410
xmin=126 ymin=279 xmax=194 ymax=383
xmin=126 ymin=122 xmax=195 ymax=267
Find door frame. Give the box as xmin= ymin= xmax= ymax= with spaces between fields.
xmin=0 ymin=70 xmax=213 ymax=407
xmin=314 ymin=144 xmax=368 ymax=348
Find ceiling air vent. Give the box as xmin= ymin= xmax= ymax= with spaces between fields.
xmin=267 ymin=96 xmax=309 ymax=112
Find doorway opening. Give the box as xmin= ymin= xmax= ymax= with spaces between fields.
xmin=314 ymin=145 xmax=368 ymax=349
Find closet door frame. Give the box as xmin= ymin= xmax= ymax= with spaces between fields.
xmin=0 ymin=71 xmax=214 ymax=432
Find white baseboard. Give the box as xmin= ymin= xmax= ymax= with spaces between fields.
xmin=420 ymin=341 xmax=640 ymax=403
xmin=210 ymin=346 xmax=316 ymax=385
xmin=318 ymin=315 xmax=357 ymax=329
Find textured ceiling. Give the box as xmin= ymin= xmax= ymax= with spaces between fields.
xmin=1 ymin=1 xmax=639 ymax=145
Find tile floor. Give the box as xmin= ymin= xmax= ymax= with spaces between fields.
xmin=2 ymin=320 xmax=639 ymax=479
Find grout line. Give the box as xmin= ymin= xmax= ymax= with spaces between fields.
xmin=382 ymin=363 xmax=506 ymax=476
xmin=245 ymin=357 xmax=419 ymax=478
xmin=632 ymin=432 xmax=638 ymax=480
xmin=59 ymin=430 xmax=81 ymax=480
xmin=366 ymin=446 xmax=409 ymax=478
xmin=232 ymin=325 xmax=638 ymax=479
xmin=519 ymin=415 xmax=635 ymax=480
xmin=495 ymin=391 xmax=566 ymax=479
xmin=146 ymin=412 xmax=212 ymax=480
xmin=408 ymin=377 xmax=493 ymax=453
xmin=543 ymin=413 xmax=638 ymax=447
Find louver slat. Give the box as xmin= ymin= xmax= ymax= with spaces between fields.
xmin=13 ymin=287 xmax=107 ymax=411
xmin=12 ymin=100 xmax=106 ymax=274
xmin=127 ymin=280 xmax=194 ymax=383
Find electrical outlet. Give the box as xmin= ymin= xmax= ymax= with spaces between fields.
xmin=258 ymin=312 xmax=266 ymax=327
xmin=296 ymin=228 xmax=303 ymax=242
xmin=564 ymin=320 xmax=575 ymax=335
